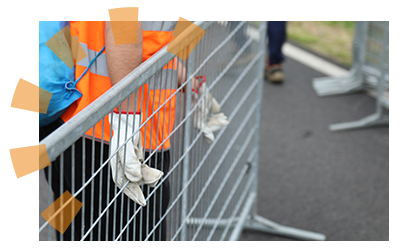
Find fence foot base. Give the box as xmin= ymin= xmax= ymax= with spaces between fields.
xmin=312 ymin=68 xmax=363 ymax=97
xmin=243 ymin=214 xmax=326 ymax=241
xmin=329 ymin=112 xmax=389 ymax=131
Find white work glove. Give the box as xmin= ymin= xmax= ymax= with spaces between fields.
xmin=193 ymin=77 xmax=229 ymax=143
xmin=109 ymin=111 xmax=163 ymax=206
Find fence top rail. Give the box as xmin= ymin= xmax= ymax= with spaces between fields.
xmin=40 ymin=21 xmax=214 ymax=162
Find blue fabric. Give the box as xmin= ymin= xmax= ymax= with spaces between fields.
xmin=39 ymin=21 xmax=82 ymax=127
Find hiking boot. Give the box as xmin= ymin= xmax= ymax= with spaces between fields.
xmin=264 ymin=64 xmax=284 ymax=83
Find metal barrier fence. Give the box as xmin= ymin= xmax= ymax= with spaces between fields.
xmin=39 ymin=21 xmax=325 ymax=241
xmin=312 ymin=21 xmax=389 ymax=131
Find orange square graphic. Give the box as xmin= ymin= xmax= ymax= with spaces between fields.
xmin=109 ymin=7 xmax=139 ymax=45
xmin=41 ymin=191 xmax=83 ymax=234
xmin=39 ymin=87 xmax=52 ymax=114
xmin=10 ymin=144 xmax=50 ymax=178
xmin=38 ymin=144 xmax=51 ymax=170
xmin=108 ymin=7 xmax=139 ymax=21
xmin=70 ymin=35 xmax=87 ymax=65
xmin=11 ymin=78 xmax=52 ymax=114
xmin=45 ymin=25 xmax=74 ymax=69
xmin=110 ymin=21 xmax=139 ymax=45
xmin=167 ymin=18 xmax=206 ymax=61
xmin=172 ymin=17 xmax=193 ymax=39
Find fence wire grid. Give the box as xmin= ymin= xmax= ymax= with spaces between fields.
xmin=39 ymin=21 xmax=266 ymax=241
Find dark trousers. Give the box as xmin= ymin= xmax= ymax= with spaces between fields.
xmin=40 ymin=119 xmax=170 ymax=241
xmin=267 ymin=21 xmax=287 ymax=65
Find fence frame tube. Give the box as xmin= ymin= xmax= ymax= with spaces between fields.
xmin=40 ymin=21 xmax=327 ymax=241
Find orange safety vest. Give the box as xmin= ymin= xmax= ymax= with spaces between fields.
xmin=61 ymin=21 xmax=178 ymax=150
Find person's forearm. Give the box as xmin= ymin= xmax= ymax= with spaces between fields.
xmin=177 ymin=60 xmax=185 ymax=87
xmin=105 ymin=21 xmax=143 ymax=112
xmin=177 ymin=61 xmax=197 ymax=89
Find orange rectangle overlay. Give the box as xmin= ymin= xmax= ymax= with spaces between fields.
xmin=10 ymin=144 xmax=50 ymax=178
xmin=41 ymin=191 xmax=83 ymax=234
xmin=109 ymin=7 xmax=139 ymax=45
xmin=167 ymin=19 xmax=206 ymax=61
xmin=172 ymin=17 xmax=193 ymax=38
xmin=39 ymin=87 xmax=52 ymax=114
xmin=109 ymin=21 xmax=139 ymax=45
xmin=11 ymin=78 xmax=52 ymax=114
xmin=70 ymin=35 xmax=87 ymax=65
xmin=46 ymin=26 xmax=74 ymax=69
xmin=39 ymin=144 xmax=51 ymax=171
xmin=108 ymin=7 xmax=139 ymax=21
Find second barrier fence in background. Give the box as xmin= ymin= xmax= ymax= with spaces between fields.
xmin=39 ymin=21 xmax=325 ymax=241
xmin=312 ymin=21 xmax=389 ymax=131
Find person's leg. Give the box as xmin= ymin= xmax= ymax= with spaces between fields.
xmin=267 ymin=21 xmax=287 ymax=65
xmin=265 ymin=21 xmax=287 ymax=83
xmin=158 ymin=151 xmax=170 ymax=240
xmin=40 ymin=120 xmax=127 ymax=241
xmin=40 ymin=120 xmax=170 ymax=241
xmin=137 ymin=151 xmax=170 ymax=241
xmin=40 ymin=120 xmax=81 ymax=241
xmin=74 ymin=144 xmax=168 ymax=241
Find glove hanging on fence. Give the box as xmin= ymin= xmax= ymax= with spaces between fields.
xmin=192 ymin=76 xmax=230 ymax=143
xmin=109 ymin=111 xmax=163 ymax=206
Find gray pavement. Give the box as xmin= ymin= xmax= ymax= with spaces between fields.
xmin=39 ymin=49 xmax=389 ymax=241
xmin=239 ymin=56 xmax=389 ymax=241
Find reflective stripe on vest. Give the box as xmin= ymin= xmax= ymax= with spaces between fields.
xmin=77 ymin=43 xmax=109 ymax=77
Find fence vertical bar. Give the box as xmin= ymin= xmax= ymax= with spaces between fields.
xmin=181 ymin=49 xmax=193 ymax=241
xmin=249 ymin=21 xmax=266 ymax=219
xmin=239 ymin=21 xmax=326 ymax=241
xmin=374 ymin=22 xmax=389 ymax=119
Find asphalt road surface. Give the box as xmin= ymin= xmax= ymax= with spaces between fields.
xmin=239 ymin=56 xmax=389 ymax=241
